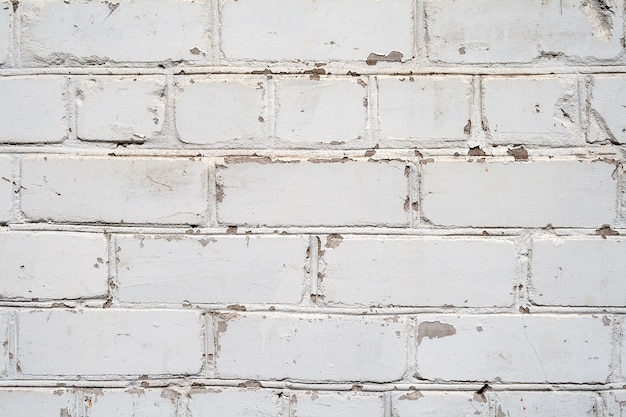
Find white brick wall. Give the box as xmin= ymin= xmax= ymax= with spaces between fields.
xmin=416 ymin=315 xmax=613 ymax=383
xmin=0 ymin=77 xmax=67 ymax=143
xmin=116 ymin=234 xmax=309 ymax=304
xmin=319 ymin=236 xmax=516 ymax=307
xmin=21 ymin=156 xmax=208 ymax=224
xmin=76 ymin=76 xmax=167 ymax=143
xmin=0 ymin=154 xmax=13 ymax=222
xmin=219 ymin=0 xmax=414 ymax=62
xmin=174 ymin=75 xmax=267 ymax=146
xmin=377 ymin=76 xmax=472 ymax=144
xmin=215 ymin=314 xmax=408 ymax=382
xmin=482 ymin=76 xmax=581 ymax=146
xmin=0 ymin=232 xmax=108 ymax=300
xmin=20 ymin=0 xmax=210 ymax=65
xmin=17 ymin=309 xmax=205 ymax=376
xmin=275 ymin=77 xmax=367 ymax=145
xmin=421 ymin=160 xmax=616 ymax=227
xmin=0 ymin=388 xmax=76 ymax=417
xmin=392 ymin=391 xmax=487 ymax=417
xmin=425 ymin=0 xmax=625 ymax=63
xmin=2 ymin=0 xmax=625 ymax=415
xmin=216 ymin=160 xmax=408 ymax=226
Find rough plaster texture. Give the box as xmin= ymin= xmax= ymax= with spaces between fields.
xmin=0 ymin=0 xmax=625 ymax=415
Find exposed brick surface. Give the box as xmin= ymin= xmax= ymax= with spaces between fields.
xmin=2 ymin=1 xmax=625 ymax=414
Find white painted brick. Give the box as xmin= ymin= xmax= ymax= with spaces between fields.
xmin=17 ymin=309 xmax=205 ymax=376
xmin=220 ymin=0 xmax=413 ymax=62
xmin=603 ymin=390 xmax=626 ymax=417
xmin=85 ymin=388 xmax=177 ymax=417
xmin=76 ymin=76 xmax=166 ymax=142
xmin=187 ymin=388 xmax=279 ymax=417
xmin=175 ymin=76 xmax=267 ymax=146
xmin=416 ymin=315 xmax=612 ymax=383
xmin=0 ymin=3 xmax=8 ymax=65
xmin=20 ymin=0 xmax=210 ymax=65
xmin=491 ymin=391 xmax=599 ymax=417
xmin=116 ymin=235 xmax=308 ymax=305
xmin=377 ymin=76 xmax=471 ymax=143
xmin=0 ymin=155 xmax=12 ymax=223
xmin=392 ymin=391 xmax=487 ymax=417
xmin=320 ymin=236 xmax=515 ymax=307
xmin=0 ymin=389 xmax=76 ymax=417
xmin=425 ymin=0 xmax=624 ymax=63
xmin=483 ymin=76 xmax=581 ymax=145
xmin=293 ymin=391 xmax=384 ymax=417
xmin=215 ymin=314 xmax=407 ymax=382
xmin=21 ymin=156 xmax=208 ymax=225
xmin=217 ymin=160 xmax=408 ymax=227
xmin=421 ymin=160 xmax=616 ymax=227
xmin=531 ymin=237 xmax=626 ymax=306
xmin=0 ymin=77 xmax=67 ymax=143
xmin=275 ymin=77 xmax=367 ymax=145
xmin=0 ymin=232 xmax=108 ymax=300
xmin=589 ymin=76 xmax=626 ymax=144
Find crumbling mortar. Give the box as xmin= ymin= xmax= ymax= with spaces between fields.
xmin=608 ymin=316 xmax=623 ymax=383
xmin=203 ymin=159 xmax=217 ymax=227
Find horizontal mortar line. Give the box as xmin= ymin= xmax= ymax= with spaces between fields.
xmin=0 ymin=379 xmax=621 ymax=392
xmin=4 ymin=64 xmax=626 ymax=76
xmin=4 ymin=224 xmax=625 ymax=236
xmin=1 ymin=304 xmax=625 ymax=315
xmin=0 ymin=147 xmax=622 ymax=158
xmin=6 ymin=222 xmax=626 ymax=235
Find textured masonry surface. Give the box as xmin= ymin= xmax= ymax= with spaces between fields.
xmin=1 ymin=0 xmax=626 ymax=416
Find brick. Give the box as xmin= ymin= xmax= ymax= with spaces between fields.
xmin=275 ymin=77 xmax=367 ymax=145
xmin=220 ymin=0 xmax=413 ymax=62
xmin=85 ymin=388 xmax=177 ymax=417
xmin=482 ymin=76 xmax=581 ymax=146
xmin=0 ymin=389 xmax=76 ymax=417
xmin=217 ymin=160 xmax=408 ymax=227
xmin=215 ymin=314 xmax=408 ymax=382
xmin=531 ymin=237 xmax=626 ymax=306
xmin=0 ymin=4 xmax=8 ymax=65
xmin=421 ymin=160 xmax=616 ymax=227
xmin=320 ymin=236 xmax=515 ymax=307
xmin=0 ymin=77 xmax=67 ymax=143
xmin=0 ymin=232 xmax=108 ymax=300
xmin=76 ymin=76 xmax=166 ymax=142
xmin=175 ymin=76 xmax=267 ymax=146
xmin=425 ymin=0 xmax=624 ymax=63
xmin=603 ymin=390 xmax=626 ymax=417
xmin=17 ymin=309 xmax=205 ymax=376
xmin=0 ymin=155 xmax=12 ymax=223
xmin=377 ymin=76 xmax=471 ymax=143
xmin=589 ymin=76 xmax=626 ymax=144
xmin=116 ymin=235 xmax=309 ymax=305
xmin=392 ymin=391 xmax=487 ymax=417
xmin=293 ymin=391 xmax=384 ymax=417
xmin=187 ymin=388 xmax=279 ymax=417
xmin=416 ymin=315 xmax=612 ymax=383
xmin=490 ymin=391 xmax=599 ymax=417
xmin=20 ymin=0 xmax=209 ymax=65
xmin=21 ymin=156 xmax=208 ymax=225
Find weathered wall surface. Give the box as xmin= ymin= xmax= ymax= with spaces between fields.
xmin=0 ymin=0 xmax=625 ymax=415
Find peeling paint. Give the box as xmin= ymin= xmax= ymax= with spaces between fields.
xmin=325 ymin=233 xmax=343 ymax=249
xmin=398 ymin=389 xmax=423 ymax=400
xmin=417 ymin=321 xmax=456 ymax=344
xmin=366 ymin=51 xmax=403 ymax=65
